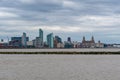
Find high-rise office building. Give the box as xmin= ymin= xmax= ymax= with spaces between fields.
xmin=67 ymin=37 xmax=71 ymax=42
xmin=22 ymin=32 xmax=27 ymax=47
xmin=35 ymin=37 xmax=41 ymax=48
xmin=35 ymin=29 xmax=43 ymax=48
xmin=35 ymin=29 xmax=44 ymax=48
xmin=39 ymin=29 xmax=43 ymax=39
xmin=54 ymin=36 xmax=62 ymax=48
xmin=47 ymin=33 xmax=54 ymax=48
xmin=54 ymin=36 xmax=62 ymax=43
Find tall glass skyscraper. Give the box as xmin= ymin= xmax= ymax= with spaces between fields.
xmin=47 ymin=33 xmax=54 ymax=48
xmin=39 ymin=29 xmax=43 ymax=47
xmin=39 ymin=29 xmax=43 ymax=40
xmin=22 ymin=32 xmax=27 ymax=47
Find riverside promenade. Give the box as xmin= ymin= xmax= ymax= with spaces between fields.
xmin=0 ymin=48 xmax=120 ymax=52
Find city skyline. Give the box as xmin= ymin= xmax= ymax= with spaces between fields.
xmin=0 ymin=0 xmax=120 ymax=43
xmin=0 ymin=28 xmax=119 ymax=44
xmin=0 ymin=28 xmax=118 ymax=48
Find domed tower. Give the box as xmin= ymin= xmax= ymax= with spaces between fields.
xmin=82 ymin=36 xmax=86 ymax=43
xmin=91 ymin=36 xmax=95 ymax=43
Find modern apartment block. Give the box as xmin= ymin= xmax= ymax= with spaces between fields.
xmin=22 ymin=32 xmax=27 ymax=47
xmin=47 ymin=33 xmax=54 ymax=48
xmin=34 ymin=29 xmax=44 ymax=48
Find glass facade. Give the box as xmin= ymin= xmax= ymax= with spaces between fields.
xmin=22 ymin=32 xmax=27 ymax=47
xmin=10 ymin=37 xmax=29 ymax=47
xmin=55 ymin=36 xmax=62 ymax=43
xmin=47 ymin=33 xmax=54 ymax=48
xmin=39 ymin=29 xmax=43 ymax=47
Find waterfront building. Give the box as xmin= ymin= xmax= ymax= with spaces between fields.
xmin=39 ymin=29 xmax=43 ymax=47
xmin=32 ymin=39 xmax=36 ymax=47
xmin=64 ymin=37 xmax=73 ymax=48
xmin=11 ymin=37 xmax=21 ymax=41
xmin=81 ymin=36 xmax=95 ymax=48
xmin=47 ymin=33 xmax=54 ymax=48
xmin=55 ymin=36 xmax=62 ymax=43
xmin=95 ymin=40 xmax=104 ymax=48
xmin=22 ymin=32 xmax=27 ymax=47
xmin=10 ymin=37 xmax=29 ymax=48
xmin=113 ymin=44 xmax=120 ymax=48
xmin=35 ymin=37 xmax=43 ymax=48
xmin=67 ymin=37 xmax=71 ymax=42
xmin=54 ymin=36 xmax=62 ymax=48
xmin=43 ymin=41 xmax=49 ymax=48
xmin=34 ymin=29 xmax=44 ymax=48
xmin=27 ymin=41 xmax=34 ymax=48
xmin=104 ymin=44 xmax=113 ymax=48
xmin=0 ymin=40 xmax=8 ymax=48
xmin=72 ymin=41 xmax=81 ymax=48
xmin=64 ymin=41 xmax=73 ymax=48
xmin=10 ymin=37 xmax=22 ymax=47
xmin=11 ymin=37 xmax=29 ymax=42
xmin=54 ymin=39 xmax=57 ymax=48
xmin=57 ymin=43 xmax=64 ymax=48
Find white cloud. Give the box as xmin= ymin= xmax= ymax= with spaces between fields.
xmin=0 ymin=0 xmax=120 ymax=43
xmin=63 ymin=0 xmax=81 ymax=9
xmin=75 ymin=15 xmax=120 ymax=26
xmin=0 ymin=11 xmax=19 ymax=18
xmin=31 ymin=25 xmax=115 ymax=33
xmin=19 ymin=0 xmax=35 ymax=4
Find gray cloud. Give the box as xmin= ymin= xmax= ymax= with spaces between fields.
xmin=0 ymin=0 xmax=120 ymax=43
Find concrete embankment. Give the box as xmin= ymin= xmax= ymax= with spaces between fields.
xmin=0 ymin=48 xmax=120 ymax=53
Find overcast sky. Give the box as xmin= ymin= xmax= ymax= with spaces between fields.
xmin=0 ymin=0 xmax=120 ymax=43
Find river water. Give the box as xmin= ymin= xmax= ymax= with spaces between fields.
xmin=0 ymin=54 xmax=120 ymax=80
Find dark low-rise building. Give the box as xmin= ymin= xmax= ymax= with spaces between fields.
xmin=9 ymin=37 xmax=29 ymax=48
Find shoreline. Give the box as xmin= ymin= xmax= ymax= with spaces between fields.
xmin=0 ymin=48 xmax=120 ymax=52
xmin=0 ymin=48 xmax=120 ymax=54
xmin=0 ymin=52 xmax=120 ymax=54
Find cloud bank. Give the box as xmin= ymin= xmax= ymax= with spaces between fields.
xmin=0 ymin=0 xmax=120 ymax=43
